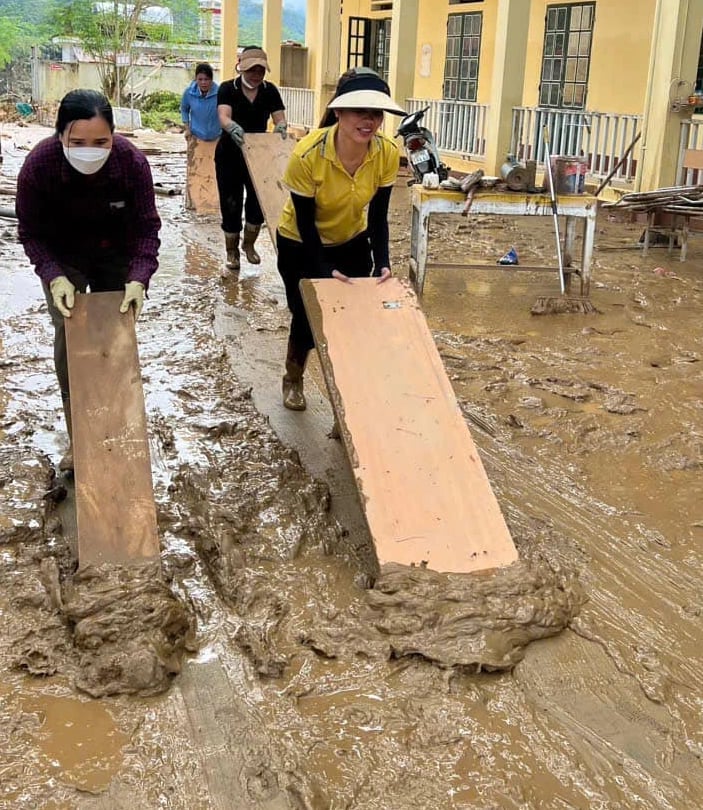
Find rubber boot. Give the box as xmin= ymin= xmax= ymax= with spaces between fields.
xmin=242 ymin=223 xmax=261 ymax=264
xmin=282 ymin=343 xmax=307 ymax=411
xmin=59 ymin=397 xmax=74 ymax=473
xmin=224 ymin=232 xmax=240 ymax=272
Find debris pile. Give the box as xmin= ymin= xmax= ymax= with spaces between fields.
xmin=603 ymin=184 xmax=703 ymax=216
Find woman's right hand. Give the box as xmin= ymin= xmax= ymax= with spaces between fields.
xmin=49 ymin=275 xmax=76 ymax=318
xmin=331 ymin=269 xmax=352 ymax=283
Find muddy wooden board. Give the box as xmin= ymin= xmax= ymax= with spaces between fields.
xmin=301 ymin=277 xmax=518 ymax=574
xmin=65 ymin=291 xmax=160 ymax=566
xmin=242 ymin=133 xmax=295 ymax=243
xmin=185 ymin=137 xmax=219 ymax=214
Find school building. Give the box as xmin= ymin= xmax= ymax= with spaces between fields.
xmin=221 ymin=0 xmax=703 ymax=193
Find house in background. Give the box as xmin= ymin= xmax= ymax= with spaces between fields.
xmin=230 ymin=0 xmax=703 ymax=193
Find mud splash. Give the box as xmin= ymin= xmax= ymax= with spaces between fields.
xmin=302 ymin=561 xmax=584 ymax=671
xmin=6 ymin=494 xmax=196 ymax=698
xmin=57 ymin=561 xmax=195 ymax=697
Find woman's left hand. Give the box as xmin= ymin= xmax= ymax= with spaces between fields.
xmin=376 ymin=267 xmax=392 ymax=284
xmin=120 ymin=281 xmax=145 ymax=320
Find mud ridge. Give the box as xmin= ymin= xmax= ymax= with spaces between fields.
xmin=301 ymin=560 xmax=585 ymax=671
xmin=156 ymin=284 xmax=584 ymax=677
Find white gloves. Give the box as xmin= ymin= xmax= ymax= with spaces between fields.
xmin=120 ymin=281 xmax=145 ymax=320
xmin=50 ymin=275 xmax=76 ymax=318
xmin=49 ymin=276 xmax=144 ymax=320
xmin=224 ymin=121 xmax=245 ymax=147
xmin=273 ymin=122 xmax=288 ymax=140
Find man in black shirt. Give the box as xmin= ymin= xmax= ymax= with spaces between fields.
xmin=216 ymin=46 xmax=287 ymax=274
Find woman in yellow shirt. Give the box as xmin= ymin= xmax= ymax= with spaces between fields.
xmin=276 ymin=72 xmax=405 ymax=411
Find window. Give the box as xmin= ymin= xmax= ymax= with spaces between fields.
xmin=443 ymin=12 xmax=482 ymax=101
xmin=347 ymin=17 xmax=391 ymax=82
xmin=540 ymin=3 xmax=595 ymax=108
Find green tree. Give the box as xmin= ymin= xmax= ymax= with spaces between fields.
xmin=49 ymin=0 xmax=198 ymax=104
xmin=167 ymin=0 xmax=199 ymax=43
xmin=0 ymin=18 xmax=22 ymax=68
xmin=51 ymin=0 xmax=143 ymax=103
xmin=0 ymin=0 xmax=51 ymax=70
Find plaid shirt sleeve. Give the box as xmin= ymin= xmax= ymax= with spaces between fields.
xmin=16 ymin=142 xmax=66 ymax=284
xmin=124 ymin=147 xmax=161 ymax=288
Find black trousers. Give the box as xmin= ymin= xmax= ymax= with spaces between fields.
xmin=276 ymin=230 xmax=373 ymax=360
xmin=214 ymin=142 xmax=263 ymax=233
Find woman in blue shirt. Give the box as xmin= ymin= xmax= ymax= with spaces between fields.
xmin=180 ymin=62 xmax=220 ymax=142
xmin=181 ymin=63 xmax=220 ymax=211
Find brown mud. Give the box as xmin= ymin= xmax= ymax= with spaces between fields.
xmin=0 ymin=124 xmax=702 ymax=808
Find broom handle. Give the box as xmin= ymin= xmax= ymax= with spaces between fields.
xmin=543 ymin=127 xmax=566 ymax=294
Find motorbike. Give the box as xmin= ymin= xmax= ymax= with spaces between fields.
xmin=395 ymin=106 xmax=450 ymax=185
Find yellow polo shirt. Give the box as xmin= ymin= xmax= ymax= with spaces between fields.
xmin=277 ymin=124 xmax=400 ymax=245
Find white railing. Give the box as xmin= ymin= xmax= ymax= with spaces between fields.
xmin=677 ymin=119 xmax=703 ymax=184
xmin=279 ymin=86 xmax=315 ymax=130
xmin=404 ymin=98 xmax=490 ymax=158
xmin=511 ymin=107 xmax=642 ymax=184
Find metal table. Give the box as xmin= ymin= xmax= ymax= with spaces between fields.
xmin=409 ymin=187 xmax=598 ymax=296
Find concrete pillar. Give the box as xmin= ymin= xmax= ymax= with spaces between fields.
xmin=304 ymin=0 xmax=318 ymax=85
xmin=263 ymin=0 xmax=283 ymax=85
xmin=220 ymin=0 xmax=239 ymax=81
xmin=309 ymin=0 xmax=341 ymax=126
xmin=637 ymin=0 xmax=703 ymax=191
xmin=388 ymin=0 xmax=420 ymax=113
xmin=483 ymin=0 xmax=531 ymax=177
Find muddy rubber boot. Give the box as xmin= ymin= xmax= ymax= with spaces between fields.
xmin=282 ymin=342 xmax=308 ymax=411
xmin=282 ymin=364 xmax=306 ymax=411
xmin=242 ymin=223 xmax=261 ymax=264
xmin=224 ymin=232 xmax=240 ymax=272
xmin=59 ymin=397 xmax=74 ymax=473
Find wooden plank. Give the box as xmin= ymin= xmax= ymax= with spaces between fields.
xmin=65 ymin=292 xmax=160 ymax=567
xmin=177 ymin=658 xmax=289 ymax=810
xmin=185 ymin=137 xmax=219 ymax=214
xmin=683 ymin=148 xmax=703 ymax=170
xmin=301 ymin=277 xmax=518 ymax=574
xmin=242 ymin=133 xmax=295 ymax=244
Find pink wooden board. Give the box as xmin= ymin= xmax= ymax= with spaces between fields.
xmin=301 ymin=277 xmax=518 ymax=574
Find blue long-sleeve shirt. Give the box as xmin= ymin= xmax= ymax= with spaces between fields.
xmin=180 ymin=80 xmax=221 ymax=141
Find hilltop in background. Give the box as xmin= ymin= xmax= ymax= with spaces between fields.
xmin=0 ymin=0 xmax=306 ymax=61
xmin=240 ymin=0 xmax=306 ymax=44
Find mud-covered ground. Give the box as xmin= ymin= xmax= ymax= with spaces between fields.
xmin=1 ymin=123 xmax=702 ymax=809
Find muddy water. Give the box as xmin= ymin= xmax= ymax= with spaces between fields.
xmin=1 ymin=125 xmax=702 ymax=808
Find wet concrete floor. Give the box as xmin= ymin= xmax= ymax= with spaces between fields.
xmin=1 ymin=123 xmax=702 ymax=808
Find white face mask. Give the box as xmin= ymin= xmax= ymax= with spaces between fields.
xmin=240 ymin=75 xmax=261 ymax=90
xmin=62 ymin=146 xmax=111 ymax=175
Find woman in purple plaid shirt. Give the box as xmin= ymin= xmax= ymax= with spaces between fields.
xmin=16 ymin=88 xmax=161 ymax=473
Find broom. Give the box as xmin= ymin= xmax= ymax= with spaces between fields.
xmin=531 ymin=128 xmax=598 ymax=315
